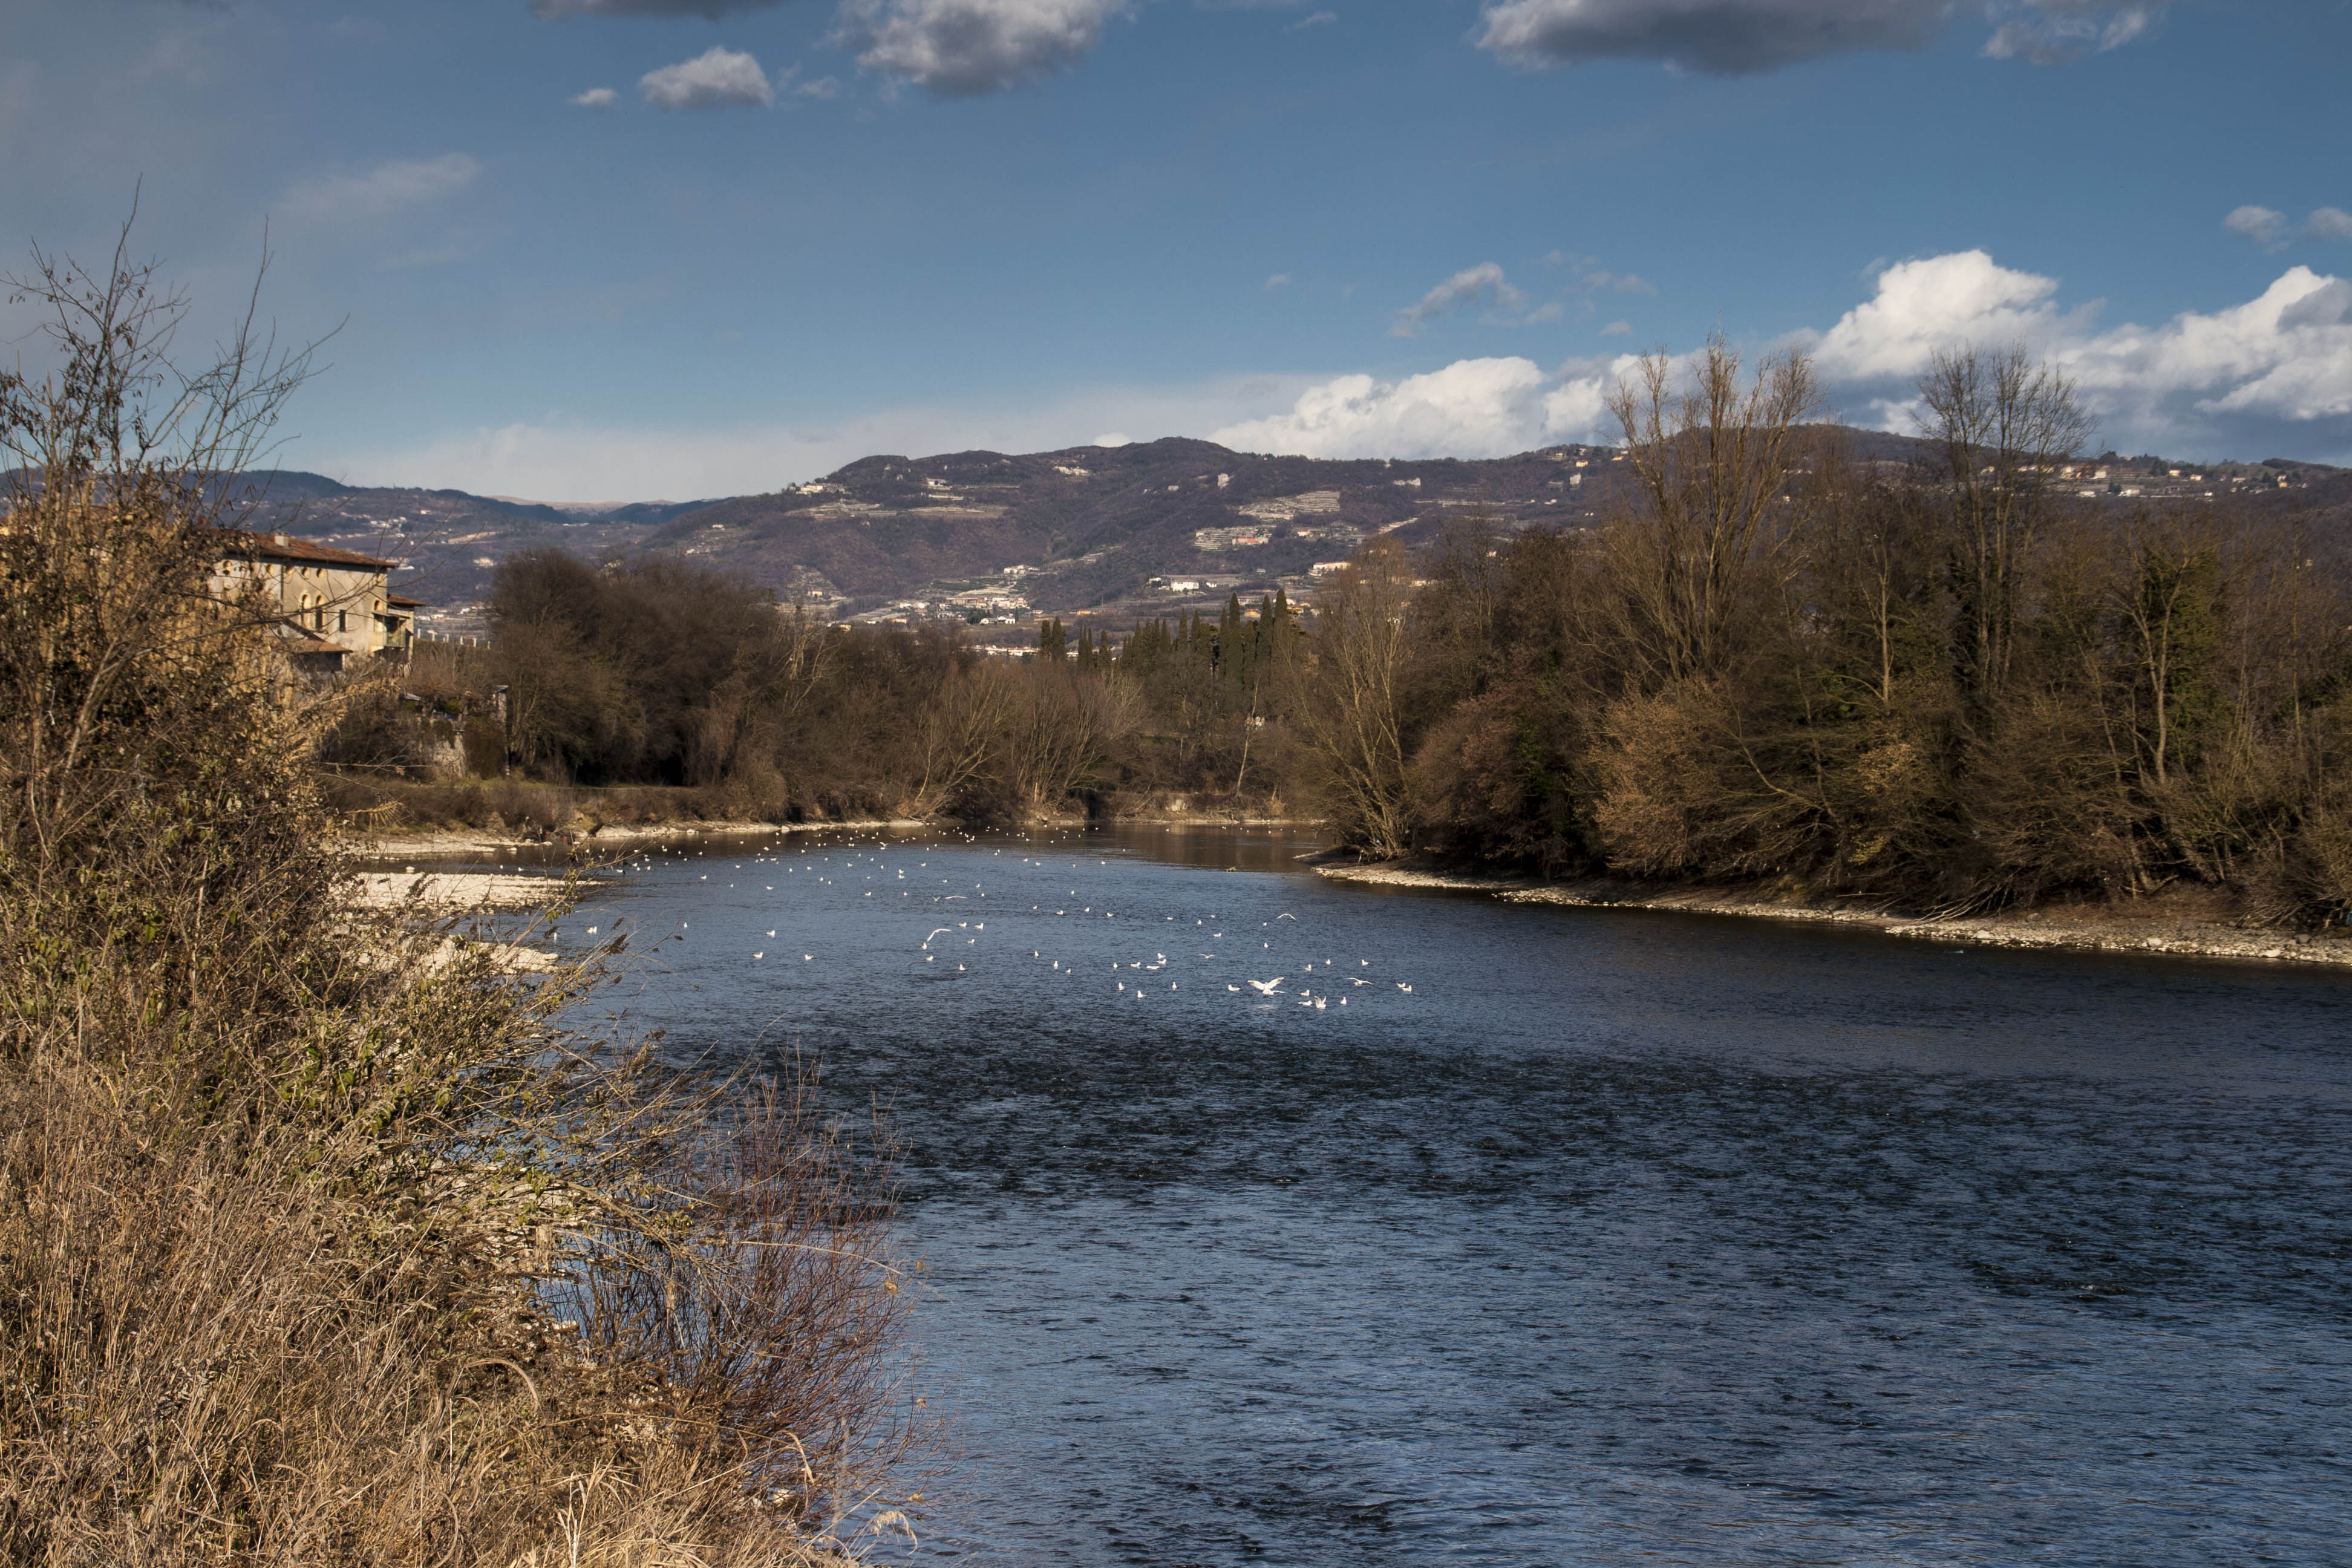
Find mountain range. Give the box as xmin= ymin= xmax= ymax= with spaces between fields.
xmin=226 ymin=433 xmax=2349 ymax=636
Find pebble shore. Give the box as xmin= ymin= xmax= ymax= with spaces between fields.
xmin=1316 ymin=858 xmax=2352 ymax=968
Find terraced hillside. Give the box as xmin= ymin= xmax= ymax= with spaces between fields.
xmin=218 ymin=436 xmax=2347 ymax=634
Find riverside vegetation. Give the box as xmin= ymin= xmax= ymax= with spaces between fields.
xmin=338 ymin=338 xmax=2352 ymax=929
xmin=1 ymin=238 xmax=923 ymax=1561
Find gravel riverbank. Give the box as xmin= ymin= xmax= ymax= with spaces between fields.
xmin=1315 ymin=858 xmax=2352 ymax=968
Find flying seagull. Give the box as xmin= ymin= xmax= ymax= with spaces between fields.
xmin=1247 ymin=978 xmax=1285 ymax=996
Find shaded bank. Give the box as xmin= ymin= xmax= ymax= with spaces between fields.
xmin=1315 ymin=853 xmax=2352 ymax=967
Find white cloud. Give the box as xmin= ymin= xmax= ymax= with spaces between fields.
xmin=280 ymin=154 xmax=480 ymax=225
xmin=1212 ymin=250 xmax=2352 ymax=465
xmin=797 ymin=75 xmax=844 ymax=98
xmin=1394 ymin=262 xmax=1527 ymax=337
xmin=2226 ymin=204 xmax=2287 ymax=247
xmin=1797 ymin=250 xmax=2352 ymax=452
xmin=1982 ymin=1 xmax=2153 ymax=62
xmin=1287 ymin=9 xmax=1337 ymax=30
xmin=1600 ymin=319 xmax=1632 ymax=336
xmin=640 ymin=47 xmax=774 ymax=110
xmin=1803 ymin=250 xmax=2090 ymax=381
xmin=2230 ymin=206 xmax=2352 ymax=248
xmin=2305 ymin=207 xmax=2352 ymax=243
xmin=1211 ymin=357 xmax=1610 ymax=458
xmin=571 ymin=86 xmax=619 ymax=108
xmin=1477 ymin=0 xmax=2167 ymax=76
xmin=837 ymin=0 xmax=1125 ymax=97
xmin=1266 ymin=273 xmax=1294 ymax=289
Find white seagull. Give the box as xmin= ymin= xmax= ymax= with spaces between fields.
xmin=1247 ymin=978 xmax=1285 ymax=996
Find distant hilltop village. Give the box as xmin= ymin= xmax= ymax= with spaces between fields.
xmin=227 ymin=433 xmax=2344 ymax=641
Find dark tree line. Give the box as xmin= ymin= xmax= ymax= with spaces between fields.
xmin=331 ymin=338 xmax=2352 ymax=923
xmin=1322 ymin=339 xmax=2352 ymax=922
xmin=337 ymin=555 xmax=1313 ymax=823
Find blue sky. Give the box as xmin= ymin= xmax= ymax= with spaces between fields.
xmin=4 ymin=0 xmax=2348 ymax=498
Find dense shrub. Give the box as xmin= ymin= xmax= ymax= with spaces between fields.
xmin=1 ymin=232 xmax=923 ymax=1564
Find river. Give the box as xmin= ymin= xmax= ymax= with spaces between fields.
xmin=477 ymin=823 xmax=2351 ymax=1565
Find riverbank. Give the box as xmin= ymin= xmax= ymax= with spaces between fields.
xmin=344 ymin=817 xmax=929 ymax=864
xmin=1314 ymin=855 xmax=2352 ymax=967
xmin=345 ymin=811 xmax=1321 ymax=864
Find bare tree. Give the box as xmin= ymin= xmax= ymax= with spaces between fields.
xmin=1297 ymin=536 xmax=1416 ymax=856
xmin=906 ymin=657 xmax=1013 ymax=815
xmin=0 ymin=212 xmax=322 ymax=884
xmin=1604 ymin=333 xmax=1823 ymax=687
xmin=1916 ymin=344 xmax=2095 ymax=701
xmin=2109 ymin=511 xmax=2226 ymax=789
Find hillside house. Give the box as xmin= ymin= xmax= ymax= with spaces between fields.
xmin=211 ymin=531 xmax=418 ymax=675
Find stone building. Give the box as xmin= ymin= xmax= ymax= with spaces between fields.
xmin=211 ymin=531 xmax=419 ymax=675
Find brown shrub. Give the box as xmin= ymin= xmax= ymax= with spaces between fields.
xmin=0 ymin=229 xmax=925 ymax=1564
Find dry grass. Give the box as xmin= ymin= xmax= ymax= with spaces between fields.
xmin=0 ymin=232 xmax=927 ymax=1566
xmin=316 ymin=775 xmax=756 ymax=835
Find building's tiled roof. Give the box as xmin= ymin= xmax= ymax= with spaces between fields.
xmin=384 ymin=593 xmax=423 ymax=608
xmin=214 ymin=529 xmax=397 ymax=571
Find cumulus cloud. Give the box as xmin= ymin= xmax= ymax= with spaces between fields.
xmin=641 ymin=47 xmax=774 ymax=109
xmin=1211 ymin=357 xmax=1610 ymax=458
xmin=280 ymin=153 xmax=479 ymax=224
xmin=2225 ymin=205 xmax=2287 ymax=247
xmin=1266 ymin=273 xmax=1293 ymax=290
xmin=1394 ymin=262 xmax=1526 ymax=337
xmin=535 ymin=0 xmax=785 ymax=15
xmin=1802 ymin=250 xmax=2094 ymax=380
xmin=837 ymin=0 xmax=1124 ymax=96
xmin=1216 ymin=251 xmax=2352 ymax=464
xmin=2311 ymin=208 xmax=2352 ymax=243
xmin=1798 ymin=249 xmax=2352 ymax=453
xmin=1600 ymin=319 xmax=1632 ymax=336
xmin=570 ymin=86 xmax=619 ymax=108
xmin=1477 ymin=0 xmax=2166 ymax=76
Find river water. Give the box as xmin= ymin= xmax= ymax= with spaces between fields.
xmin=482 ymin=823 xmax=2351 ymax=1565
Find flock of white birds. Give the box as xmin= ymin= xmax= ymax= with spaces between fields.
xmin=498 ymin=834 xmax=1419 ymax=1013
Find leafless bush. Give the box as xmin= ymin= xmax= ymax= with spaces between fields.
xmin=0 ymin=224 xmax=925 ymax=1565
